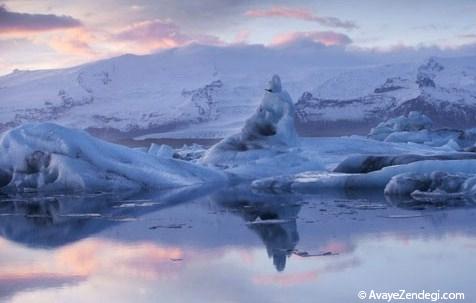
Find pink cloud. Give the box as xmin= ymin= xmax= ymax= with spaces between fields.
xmin=47 ymin=28 xmax=97 ymax=57
xmin=112 ymin=19 xmax=223 ymax=53
xmin=245 ymin=6 xmax=357 ymax=30
xmin=114 ymin=19 xmax=189 ymax=47
xmin=271 ymin=30 xmax=352 ymax=46
xmin=0 ymin=238 xmax=184 ymax=283
xmin=54 ymin=239 xmax=184 ymax=279
xmin=320 ymin=241 xmax=354 ymax=254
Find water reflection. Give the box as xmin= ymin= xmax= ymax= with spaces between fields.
xmin=0 ymin=185 xmax=216 ymax=248
xmin=0 ymin=185 xmax=475 ymax=302
xmin=212 ymin=187 xmax=301 ymax=271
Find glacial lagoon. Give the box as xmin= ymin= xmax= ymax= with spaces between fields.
xmin=1 ymin=185 xmax=475 ymax=302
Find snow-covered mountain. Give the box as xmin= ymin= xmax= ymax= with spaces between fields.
xmin=1 ymin=43 xmax=475 ymax=139
xmin=0 ymin=44 xmax=337 ymax=138
xmin=296 ymin=56 xmax=476 ymax=135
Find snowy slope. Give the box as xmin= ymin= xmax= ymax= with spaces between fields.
xmin=1 ymin=44 xmax=476 ymax=138
xmin=0 ymin=44 xmax=340 ymax=137
xmin=296 ymin=56 xmax=476 ymax=134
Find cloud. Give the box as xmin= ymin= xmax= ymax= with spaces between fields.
xmin=111 ymin=19 xmax=223 ymax=53
xmin=114 ymin=19 xmax=188 ymax=47
xmin=271 ymin=30 xmax=352 ymax=46
xmin=47 ymin=28 xmax=97 ymax=57
xmin=245 ymin=6 xmax=357 ymax=30
xmin=0 ymin=5 xmax=81 ymax=35
xmin=0 ymin=238 xmax=184 ymax=282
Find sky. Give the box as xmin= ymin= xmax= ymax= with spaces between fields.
xmin=0 ymin=0 xmax=475 ymax=75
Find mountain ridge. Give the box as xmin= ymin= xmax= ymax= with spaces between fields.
xmin=1 ymin=45 xmax=475 ymax=138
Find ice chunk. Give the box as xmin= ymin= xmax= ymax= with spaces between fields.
xmin=384 ymin=171 xmax=476 ymax=203
xmin=253 ymin=159 xmax=476 ymax=193
xmin=0 ymin=123 xmax=225 ymax=193
xmin=148 ymin=143 xmax=176 ymax=159
xmin=175 ymin=144 xmax=207 ymax=162
xmin=334 ymin=153 xmax=476 ymax=174
xmin=369 ymin=112 xmax=476 ymax=149
xmin=200 ymin=75 xmax=319 ymax=178
xmin=369 ymin=111 xmax=433 ymax=141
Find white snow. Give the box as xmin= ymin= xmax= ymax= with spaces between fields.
xmin=0 ymin=44 xmax=343 ymax=135
xmin=2 ymin=44 xmax=476 ymax=138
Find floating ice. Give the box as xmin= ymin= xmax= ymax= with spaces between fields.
xmin=369 ymin=111 xmax=433 ymax=141
xmin=334 ymin=153 xmax=476 ymax=174
xmin=369 ymin=111 xmax=476 ymax=149
xmin=0 ymin=123 xmax=225 ymax=193
xmin=384 ymin=171 xmax=476 ymax=201
xmin=253 ymin=159 xmax=476 ymax=193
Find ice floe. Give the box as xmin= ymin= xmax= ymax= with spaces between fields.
xmin=0 ymin=123 xmax=225 ymax=192
xmin=384 ymin=171 xmax=476 ymax=201
xmin=252 ymin=159 xmax=476 ymax=194
xmin=369 ymin=111 xmax=476 ymax=149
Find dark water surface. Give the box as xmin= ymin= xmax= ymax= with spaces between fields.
xmin=0 ymin=185 xmax=475 ymax=302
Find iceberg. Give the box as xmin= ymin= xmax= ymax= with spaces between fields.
xmin=368 ymin=111 xmax=433 ymax=141
xmin=0 ymin=123 xmax=225 ymax=193
xmin=369 ymin=111 xmax=476 ymax=149
xmin=201 ymin=75 xmax=322 ymax=179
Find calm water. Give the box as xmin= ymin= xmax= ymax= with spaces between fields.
xmin=0 ymin=185 xmax=475 ymax=302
